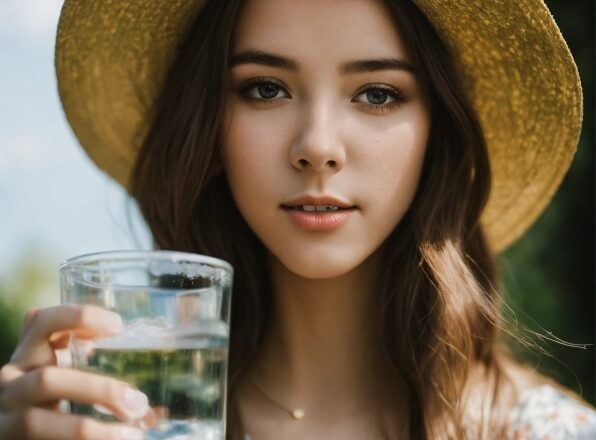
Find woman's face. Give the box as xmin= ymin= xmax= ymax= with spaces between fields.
xmin=222 ymin=0 xmax=430 ymax=279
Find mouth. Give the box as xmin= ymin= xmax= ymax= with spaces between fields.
xmin=280 ymin=195 xmax=357 ymax=232
xmin=280 ymin=194 xmax=357 ymax=212
xmin=281 ymin=204 xmax=354 ymax=212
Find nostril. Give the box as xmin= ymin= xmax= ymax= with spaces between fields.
xmin=298 ymin=159 xmax=309 ymax=167
xmin=327 ymin=160 xmax=337 ymax=168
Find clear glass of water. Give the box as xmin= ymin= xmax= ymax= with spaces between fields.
xmin=60 ymin=250 xmax=233 ymax=440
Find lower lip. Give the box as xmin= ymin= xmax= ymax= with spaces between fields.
xmin=283 ymin=208 xmax=356 ymax=232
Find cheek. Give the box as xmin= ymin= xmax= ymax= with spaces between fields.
xmin=351 ymin=113 xmax=430 ymax=216
xmin=221 ymin=103 xmax=289 ymax=220
xmin=223 ymin=101 xmax=293 ymax=170
xmin=382 ymin=125 xmax=428 ymax=203
xmin=346 ymin=120 xmax=429 ymax=252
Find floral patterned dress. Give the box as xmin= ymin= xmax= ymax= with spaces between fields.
xmin=507 ymin=384 xmax=596 ymax=439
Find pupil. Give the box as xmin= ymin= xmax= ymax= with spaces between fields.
xmin=259 ymin=84 xmax=278 ymax=99
xmin=367 ymin=90 xmax=387 ymax=105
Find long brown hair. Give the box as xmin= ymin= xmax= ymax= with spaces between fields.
xmin=132 ymin=0 xmax=533 ymax=438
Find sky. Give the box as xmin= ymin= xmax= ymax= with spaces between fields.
xmin=0 ymin=1 xmax=152 ymax=304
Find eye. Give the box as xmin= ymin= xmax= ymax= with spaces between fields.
xmin=352 ymin=84 xmax=406 ymax=111
xmin=239 ymin=78 xmax=291 ymax=103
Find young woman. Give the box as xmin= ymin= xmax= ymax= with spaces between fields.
xmin=0 ymin=0 xmax=594 ymax=439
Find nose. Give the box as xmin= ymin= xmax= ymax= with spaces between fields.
xmin=290 ymin=102 xmax=346 ymax=174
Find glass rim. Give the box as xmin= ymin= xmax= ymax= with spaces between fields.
xmin=60 ymin=250 xmax=233 ymax=274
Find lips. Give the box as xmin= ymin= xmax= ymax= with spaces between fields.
xmin=286 ymin=205 xmax=345 ymax=212
xmin=281 ymin=194 xmax=357 ymax=232
xmin=281 ymin=195 xmax=356 ymax=210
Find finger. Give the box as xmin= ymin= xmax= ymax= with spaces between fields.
xmin=49 ymin=332 xmax=72 ymax=350
xmin=11 ymin=305 xmax=123 ymax=370
xmin=19 ymin=309 xmax=74 ymax=348
xmin=0 ymin=366 xmax=149 ymax=421
xmin=18 ymin=308 xmax=40 ymax=344
xmin=0 ymin=366 xmax=61 ymax=412
xmin=22 ymin=304 xmax=123 ymax=342
xmin=0 ymin=407 xmax=143 ymax=440
xmin=0 ymin=364 xmax=22 ymax=384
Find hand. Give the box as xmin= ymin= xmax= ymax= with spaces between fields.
xmin=0 ymin=305 xmax=147 ymax=439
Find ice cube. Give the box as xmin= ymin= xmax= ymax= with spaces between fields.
xmin=94 ymin=317 xmax=228 ymax=350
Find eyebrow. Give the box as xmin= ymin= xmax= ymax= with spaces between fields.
xmin=229 ymin=49 xmax=299 ymax=70
xmin=228 ymin=49 xmax=414 ymax=74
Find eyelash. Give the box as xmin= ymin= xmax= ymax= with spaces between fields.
xmin=237 ymin=78 xmax=407 ymax=112
xmin=353 ymin=84 xmax=407 ymax=113
xmin=239 ymin=77 xmax=291 ymax=105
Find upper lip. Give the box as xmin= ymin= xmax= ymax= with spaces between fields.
xmin=281 ymin=195 xmax=356 ymax=209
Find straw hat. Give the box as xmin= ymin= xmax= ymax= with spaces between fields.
xmin=54 ymin=0 xmax=582 ymax=252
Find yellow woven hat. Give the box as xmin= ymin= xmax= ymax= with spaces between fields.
xmin=54 ymin=0 xmax=582 ymax=252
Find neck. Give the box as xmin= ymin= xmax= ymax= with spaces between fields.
xmin=246 ymin=249 xmax=398 ymax=421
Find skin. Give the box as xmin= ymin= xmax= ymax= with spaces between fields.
xmin=224 ymin=0 xmax=429 ymax=281
xmin=0 ymin=305 xmax=146 ymax=439
xmin=223 ymin=0 xmax=430 ymax=438
xmin=0 ymin=0 xmax=429 ymax=439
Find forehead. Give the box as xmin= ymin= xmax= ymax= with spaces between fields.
xmin=231 ymin=0 xmax=408 ymax=62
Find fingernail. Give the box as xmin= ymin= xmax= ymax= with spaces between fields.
xmin=117 ymin=426 xmax=144 ymax=440
xmin=122 ymin=388 xmax=149 ymax=413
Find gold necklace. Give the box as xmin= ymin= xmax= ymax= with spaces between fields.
xmin=249 ymin=376 xmax=306 ymax=420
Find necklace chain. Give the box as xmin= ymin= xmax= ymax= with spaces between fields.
xmin=249 ymin=376 xmax=306 ymax=420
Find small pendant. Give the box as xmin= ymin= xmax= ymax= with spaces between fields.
xmin=291 ymin=409 xmax=305 ymax=420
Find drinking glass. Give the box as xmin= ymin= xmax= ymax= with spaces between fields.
xmin=60 ymin=250 xmax=233 ymax=440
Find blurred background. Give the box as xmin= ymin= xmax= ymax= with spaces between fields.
xmin=0 ymin=0 xmax=593 ymax=405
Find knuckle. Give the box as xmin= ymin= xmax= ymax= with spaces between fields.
xmin=36 ymin=366 xmax=57 ymax=389
xmin=105 ymin=379 xmax=124 ymax=403
xmin=0 ymin=364 xmax=16 ymax=383
xmin=0 ymin=366 xmax=19 ymax=410
xmin=75 ymin=417 xmax=95 ymax=439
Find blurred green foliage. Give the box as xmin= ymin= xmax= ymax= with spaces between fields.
xmin=73 ymin=347 xmax=225 ymax=420
xmin=499 ymin=0 xmax=595 ymax=405
xmin=0 ymin=249 xmax=56 ymax=364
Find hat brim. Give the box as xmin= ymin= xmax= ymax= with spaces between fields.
xmin=55 ymin=0 xmax=582 ymax=252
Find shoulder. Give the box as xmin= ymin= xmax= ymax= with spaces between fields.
xmin=507 ymin=384 xmax=596 ymax=439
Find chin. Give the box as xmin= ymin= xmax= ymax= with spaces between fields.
xmin=270 ymin=248 xmax=371 ymax=280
